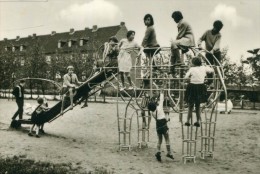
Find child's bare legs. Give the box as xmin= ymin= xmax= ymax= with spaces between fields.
xmin=194 ymin=102 xmax=201 ymax=127
xmin=40 ymin=124 xmax=45 ymax=133
xmin=148 ymin=111 xmax=151 ymax=129
xmin=141 ymin=110 xmax=147 ymax=128
xmin=69 ymin=88 xmax=74 ymax=109
xmin=157 ymin=133 xmax=163 ymax=152
xmin=80 ymin=92 xmax=89 ymax=108
xmin=155 ymin=133 xmax=163 ymax=162
xmin=125 ymin=72 xmax=133 ymax=89
xmin=35 ymin=125 xmax=40 ymax=138
xmin=164 ymin=132 xmax=174 ymax=159
xmin=185 ymin=103 xmax=194 ymax=126
xmin=28 ymin=124 xmax=35 ymax=136
xmin=170 ymin=42 xmax=181 ymax=75
xmin=119 ymin=72 xmax=125 ymax=88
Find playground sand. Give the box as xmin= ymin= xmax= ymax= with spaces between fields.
xmin=0 ymin=98 xmax=259 ymax=174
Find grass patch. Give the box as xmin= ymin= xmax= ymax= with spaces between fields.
xmin=0 ymin=156 xmax=114 ymax=174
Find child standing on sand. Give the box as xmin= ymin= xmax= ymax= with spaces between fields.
xmin=28 ymin=97 xmax=49 ymax=138
xmin=148 ymin=87 xmax=174 ymax=162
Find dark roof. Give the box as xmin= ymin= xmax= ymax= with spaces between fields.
xmin=0 ymin=24 xmax=126 ymax=54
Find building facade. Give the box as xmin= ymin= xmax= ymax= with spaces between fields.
xmin=0 ymin=22 xmax=127 ymax=88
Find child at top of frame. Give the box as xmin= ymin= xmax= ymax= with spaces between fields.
xmin=170 ymin=11 xmax=195 ymax=75
xmin=118 ymin=30 xmax=141 ymax=91
xmin=198 ymin=20 xmax=224 ymax=65
xmin=62 ymin=65 xmax=83 ymax=110
xmin=147 ymin=87 xmax=174 ymax=162
xmin=184 ymin=57 xmax=214 ymax=127
xmin=28 ymin=97 xmax=49 ymax=138
xmin=142 ymin=14 xmax=160 ymax=57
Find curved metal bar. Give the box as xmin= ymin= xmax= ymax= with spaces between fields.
xmin=13 ymin=77 xmax=62 ymax=89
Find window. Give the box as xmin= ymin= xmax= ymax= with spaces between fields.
xmin=12 ymin=46 xmax=16 ymax=52
xmin=58 ymin=40 xmax=66 ymax=48
xmin=68 ymin=40 xmax=76 ymax=47
xmin=58 ymin=42 xmax=62 ymax=48
xmin=79 ymin=39 xmax=84 ymax=46
xmin=46 ymin=55 xmax=51 ymax=64
xmin=5 ymin=46 xmax=11 ymax=51
xmin=20 ymin=45 xmax=26 ymax=51
xmin=68 ymin=40 xmax=72 ymax=47
xmin=79 ymin=38 xmax=89 ymax=46
xmin=21 ymin=57 xmax=25 ymax=66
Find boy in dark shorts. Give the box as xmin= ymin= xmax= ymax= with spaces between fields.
xmin=148 ymin=88 xmax=174 ymax=162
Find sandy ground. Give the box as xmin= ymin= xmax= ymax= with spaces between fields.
xmin=0 ymin=98 xmax=259 ymax=174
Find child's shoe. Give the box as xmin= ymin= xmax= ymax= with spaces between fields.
xmin=81 ymin=103 xmax=88 ymax=108
xmin=155 ymin=152 xmax=162 ymax=162
xmin=194 ymin=122 xmax=200 ymax=127
xmin=128 ymin=86 xmax=134 ymax=90
xmin=119 ymin=86 xmax=126 ymax=91
xmin=28 ymin=132 xmax=33 ymax=136
xmin=35 ymin=135 xmax=40 ymax=138
xmin=39 ymin=129 xmax=45 ymax=134
xmin=166 ymin=154 xmax=174 ymax=160
xmin=68 ymin=106 xmax=73 ymax=110
xmin=184 ymin=122 xmax=191 ymax=126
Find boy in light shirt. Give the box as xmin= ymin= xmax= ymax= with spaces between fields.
xmin=148 ymin=85 xmax=174 ymax=162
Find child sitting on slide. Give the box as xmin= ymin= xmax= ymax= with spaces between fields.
xmin=28 ymin=97 xmax=49 ymax=138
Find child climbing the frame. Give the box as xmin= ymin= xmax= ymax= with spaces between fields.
xmin=118 ymin=30 xmax=141 ymax=90
xmin=28 ymin=97 xmax=49 ymax=138
xmin=184 ymin=57 xmax=214 ymax=127
xmin=147 ymin=83 xmax=174 ymax=162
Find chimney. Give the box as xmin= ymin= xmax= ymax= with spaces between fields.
xmin=69 ymin=28 xmax=75 ymax=35
xmin=16 ymin=36 xmax=20 ymax=41
xmin=51 ymin=31 xmax=56 ymax=36
xmin=92 ymin=25 xmax=98 ymax=32
xmin=120 ymin=22 xmax=125 ymax=27
xmin=4 ymin=38 xmax=7 ymax=41
xmin=32 ymin=33 xmax=37 ymax=39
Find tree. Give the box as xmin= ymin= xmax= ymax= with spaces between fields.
xmin=246 ymin=48 xmax=260 ymax=83
xmin=24 ymin=38 xmax=48 ymax=78
xmin=221 ymin=48 xmax=251 ymax=87
xmin=0 ymin=49 xmax=20 ymax=89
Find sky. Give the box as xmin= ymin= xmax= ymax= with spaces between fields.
xmin=0 ymin=0 xmax=259 ymax=63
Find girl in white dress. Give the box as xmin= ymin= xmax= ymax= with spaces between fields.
xmin=118 ymin=31 xmax=141 ymax=90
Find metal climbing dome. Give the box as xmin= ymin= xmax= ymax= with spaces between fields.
xmin=95 ymin=43 xmax=227 ymax=163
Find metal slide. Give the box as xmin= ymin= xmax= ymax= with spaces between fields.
xmin=18 ymin=67 xmax=116 ymax=125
